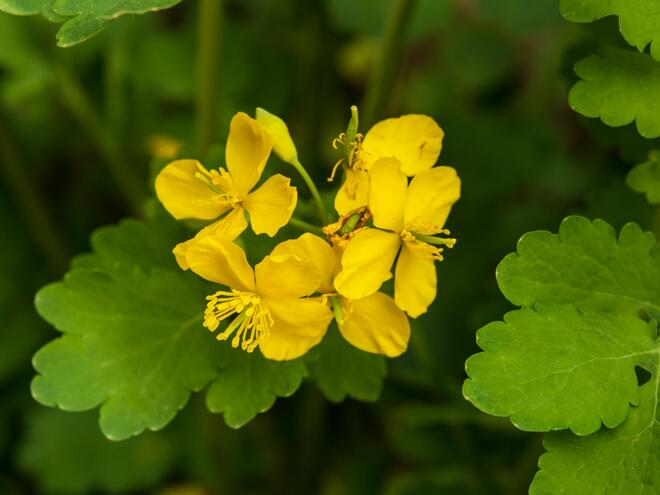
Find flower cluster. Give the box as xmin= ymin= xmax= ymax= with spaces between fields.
xmin=155 ymin=107 xmax=461 ymax=361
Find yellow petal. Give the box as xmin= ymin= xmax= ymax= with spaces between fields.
xmin=173 ymin=208 xmax=248 ymax=270
xmin=403 ymin=166 xmax=460 ymax=233
xmin=184 ymin=237 xmax=255 ymax=292
xmin=338 ymin=292 xmax=410 ymax=357
xmin=243 ymin=174 xmax=297 ymax=237
xmin=259 ymin=298 xmax=332 ymax=361
xmin=334 ymin=229 xmax=400 ymax=299
xmin=225 ymin=112 xmax=273 ymax=195
xmin=362 ymin=114 xmax=444 ymax=176
xmin=394 ymin=241 xmax=437 ymax=317
xmin=255 ymin=107 xmax=298 ymax=164
xmin=269 ymin=233 xmax=337 ymax=294
xmin=255 ymin=254 xmax=321 ymax=299
xmin=155 ymin=159 xmax=228 ymax=220
xmin=368 ymin=157 xmax=406 ymax=232
xmin=334 ymin=168 xmax=369 ymax=216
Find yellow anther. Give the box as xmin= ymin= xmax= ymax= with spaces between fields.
xmin=204 ymin=290 xmax=273 ymax=352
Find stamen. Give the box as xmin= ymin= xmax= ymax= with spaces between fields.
xmin=204 ymin=290 xmax=273 ymax=352
xmin=401 ymin=228 xmax=456 ymax=261
xmin=327 ymin=158 xmax=343 ymax=182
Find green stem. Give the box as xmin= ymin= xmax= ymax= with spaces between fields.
xmin=0 ymin=114 xmax=68 ymax=272
xmin=362 ymin=0 xmax=417 ymax=127
xmin=288 ymin=217 xmax=324 ymax=235
xmin=291 ymin=158 xmax=329 ymax=225
xmin=105 ymin=38 xmax=126 ymax=136
xmin=56 ymin=66 xmax=143 ymax=213
xmin=195 ymin=0 xmax=222 ymax=158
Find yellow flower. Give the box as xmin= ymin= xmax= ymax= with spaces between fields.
xmin=155 ymin=112 xmax=297 ymax=267
xmin=334 ymin=114 xmax=445 ymax=216
xmin=180 ymin=237 xmax=333 ymax=361
xmin=334 ymin=158 xmax=460 ymax=318
xmin=271 ymin=233 xmax=410 ymax=356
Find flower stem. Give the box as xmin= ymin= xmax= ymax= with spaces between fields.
xmin=288 ymin=217 xmax=324 ymax=235
xmin=291 ymin=158 xmax=329 ymax=225
xmin=362 ymin=0 xmax=417 ymax=127
xmin=56 ymin=66 xmax=143 ymax=213
xmin=195 ymin=0 xmax=222 ymax=158
xmin=0 ymin=113 xmax=69 ymax=273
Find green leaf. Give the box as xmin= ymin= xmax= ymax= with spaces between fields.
xmin=569 ymin=47 xmax=660 ymax=138
xmin=53 ymin=0 xmax=182 ymax=47
xmin=464 ymin=216 xmax=660 ymax=492
xmin=19 ymin=408 xmax=174 ymax=494
xmin=530 ymin=372 xmax=660 ymax=494
xmin=496 ymin=216 xmax=660 ymax=317
xmin=32 ymin=212 xmax=224 ymax=440
xmin=206 ymin=348 xmax=307 ymax=429
xmin=0 ymin=0 xmax=50 ymax=15
xmin=306 ymin=326 xmax=386 ymax=403
xmin=561 ymin=0 xmax=660 ymax=60
xmin=0 ymin=0 xmax=182 ymax=47
xmin=627 ymin=150 xmax=660 ymax=204
xmin=464 ymin=305 xmax=655 ymax=434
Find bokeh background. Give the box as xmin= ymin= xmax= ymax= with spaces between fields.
xmin=0 ymin=0 xmax=656 ymax=493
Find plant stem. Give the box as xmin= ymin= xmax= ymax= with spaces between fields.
xmin=362 ymin=0 xmax=417 ymax=127
xmin=289 ymin=217 xmax=324 ymax=235
xmin=0 ymin=114 xmax=68 ymax=273
xmin=291 ymin=158 xmax=329 ymax=225
xmin=195 ymin=0 xmax=222 ymax=158
xmin=56 ymin=66 xmax=143 ymax=213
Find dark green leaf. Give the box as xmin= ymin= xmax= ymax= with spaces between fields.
xmin=306 ymin=326 xmax=386 ymax=403
xmin=627 ymin=150 xmax=660 ymax=204
xmin=206 ymin=348 xmax=307 ymax=429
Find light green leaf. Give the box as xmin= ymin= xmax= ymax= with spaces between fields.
xmin=32 ymin=212 xmax=222 ymax=440
xmin=496 ymin=216 xmax=660 ymax=317
xmin=53 ymin=0 xmax=182 ymax=47
xmin=0 ymin=0 xmax=181 ymax=47
xmin=19 ymin=408 xmax=174 ymax=494
xmin=0 ymin=0 xmax=50 ymax=15
xmin=464 ymin=305 xmax=655 ymax=435
xmin=306 ymin=326 xmax=386 ymax=402
xmin=569 ymin=47 xmax=660 ymax=139
xmin=530 ymin=369 xmax=660 ymax=494
xmin=627 ymin=150 xmax=660 ymax=204
xmin=561 ymin=0 xmax=660 ymax=60
xmin=206 ymin=348 xmax=307 ymax=429
xmin=464 ymin=216 xmax=660 ymax=493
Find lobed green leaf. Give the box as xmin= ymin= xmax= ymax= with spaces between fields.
xmin=561 ymin=0 xmax=660 ymax=61
xmin=306 ymin=326 xmax=386 ymax=403
xmin=0 ymin=0 xmax=182 ymax=47
xmin=627 ymin=150 xmax=660 ymax=205
xmin=530 ymin=366 xmax=660 ymax=494
xmin=570 ymin=48 xmax=660 ymax=139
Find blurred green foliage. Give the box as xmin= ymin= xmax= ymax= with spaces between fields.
xmin=0 ymin=0 xmax=658 ymax=494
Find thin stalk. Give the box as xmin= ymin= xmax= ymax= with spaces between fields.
xmin=105 ymin=39 xmax=126 ymax=136
xmin=56 ymin=66 xmax=143 ymax=213
xmin=0 ymin=115 xmax=68 ymax=272
xmin=288 ymin=217 xmax=324 ymax=235
xmin=195 ymin=0 xmax=222 ymax=158
xmin=291 ymin=158 xmax=329 ymax=225
xmin=362 ymin=0 xmax=417 ymax=127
